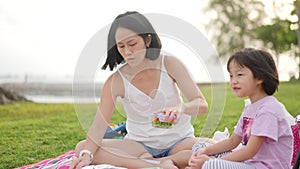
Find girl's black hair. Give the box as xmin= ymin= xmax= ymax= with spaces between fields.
xmin=101 ymin=11 xmax=162 ymax=71
xmin=227 ymin=48 xmax=279 ymax=95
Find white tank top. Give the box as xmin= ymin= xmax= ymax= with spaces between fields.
xmin=118 ymin=55 xmax=194 ymax=149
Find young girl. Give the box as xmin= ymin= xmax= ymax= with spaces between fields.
xmin=187 ymin=48 xmax=293 ymax=169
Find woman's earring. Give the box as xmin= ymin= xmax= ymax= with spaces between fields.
xmin=147 ymin=34 xmax=151 ymax=46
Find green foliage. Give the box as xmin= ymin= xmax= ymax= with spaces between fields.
xmin=1 ymin=82 xmax=299 ymax=168
xmin=205 ymin=0 xmax=266 ymax=57
xmin=206 ymin=0 xmax=300 ymax=80
xmin=256 ymin=18 xmax=298 ymax=54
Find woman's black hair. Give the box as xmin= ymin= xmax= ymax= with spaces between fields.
xmin=101 ymin=11 xmax=162 ymax=71
xmin=227 ymin=48 xmax=279 ymax=95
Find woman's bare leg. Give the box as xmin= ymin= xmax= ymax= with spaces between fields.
xmin=93 ymin=146 xmax=177 ymax=168
xmin=170 ymin=137 xmax=217 ymax=155
xmin=75 ymin=139 xmax=150 ymax=158
xmin=74 ymin=137 xmax=215 ymax=168
xmin=74 ymin=139 xmax=177 ymax=168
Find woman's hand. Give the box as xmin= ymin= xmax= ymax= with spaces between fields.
xmin=156 ymin=105 xmax=183 ymax=124
xmin=69 ymin=154 xmax=91 ymax=169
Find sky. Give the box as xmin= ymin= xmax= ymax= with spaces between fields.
xmin=0 ymin=0 xmax=298 ymax=83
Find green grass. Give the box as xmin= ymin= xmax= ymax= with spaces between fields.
xmin=0 ymin=82 xmax=299 ymax=168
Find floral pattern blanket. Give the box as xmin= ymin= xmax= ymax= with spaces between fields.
xmin=16 ymin=151 xmax=75 ymax=169
xmin=16 ymin=150 xmax=126 ymax=169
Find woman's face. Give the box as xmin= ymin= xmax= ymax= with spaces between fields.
xmin=115 ymin=27 xmax=150 ymax=66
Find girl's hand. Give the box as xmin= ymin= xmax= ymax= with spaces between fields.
xmin=194 ymin=147 xmax=207 ymax=156
xmin=69 ymin=154 xmax=91 ymax=169
xmin=188 ymin=153 xmax=210 ymax=169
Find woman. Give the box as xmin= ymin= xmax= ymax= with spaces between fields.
xmin=71 ymin=11 xmax=208 ymax=169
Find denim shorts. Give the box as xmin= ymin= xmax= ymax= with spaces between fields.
xmin=138 ymin=137 xmax=190 ymax=158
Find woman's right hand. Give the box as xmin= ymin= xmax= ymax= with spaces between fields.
xmin=69 ymin=154 xmax=91 ymax=169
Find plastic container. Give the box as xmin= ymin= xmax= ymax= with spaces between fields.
xmin=151 ymin=113 xmax=176 ymax=129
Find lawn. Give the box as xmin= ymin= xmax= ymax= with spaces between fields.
xmin=0 ymin=82 xmax=299 ymax=168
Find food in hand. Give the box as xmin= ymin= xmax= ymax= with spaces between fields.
xmin=151 ymin=113 xmax=176 ymax=129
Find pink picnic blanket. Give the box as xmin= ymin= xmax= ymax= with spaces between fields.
xmin=16 ymin=150 xmax=75 ymax=169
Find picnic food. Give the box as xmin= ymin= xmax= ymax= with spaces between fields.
xmin=151 ymin=113 xmax=176 ymax=129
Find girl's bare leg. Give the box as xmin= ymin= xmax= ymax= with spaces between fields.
xmin=162 ymin=137 xmax=217 ymax=169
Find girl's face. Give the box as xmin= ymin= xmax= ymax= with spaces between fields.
xmin=228 ymin=60 xmax=264 ymax=102
xmin=115 ymin=27 xmax=151 ymax=67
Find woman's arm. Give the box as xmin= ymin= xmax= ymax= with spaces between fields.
xmin=80 ymin=73 xmax=122 ymax=162
xmin=164 ymin=55 xmax=208 ymax=116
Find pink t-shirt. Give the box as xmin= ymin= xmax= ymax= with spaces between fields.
xmin=234 ymin=96 xmax=293 ymax=169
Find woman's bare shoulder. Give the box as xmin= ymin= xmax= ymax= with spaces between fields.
xmin=163 ymin=55 xmax=185 ymax=72
xmin=102 ymin=70 xmax=124 ymax=97
xmin=164 ymin=55 xmax=182 ymax=65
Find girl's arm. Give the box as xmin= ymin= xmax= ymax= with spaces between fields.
xmin=188 ymin=134 xmax=241 ymax=168
xmin=221 ymin=135 xmax=265 ymax=162
xmin=204 ymin=133 xmax=242 ymax=156
xmin=164 ymin=56 xmax=208 ymax=116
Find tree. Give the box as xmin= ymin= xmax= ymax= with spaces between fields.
xmin=294 ymin=0 xmax=300 ymax=46
xmin=205 ymin=0 xmax=266 ymax=58
xmin=256 ymin=18 xmax=298 ymax=55
xmin=292 ymin=0 xmax=300 ymax=80
xmin=205 ymin=0 xmax=300 ymax=80
xmin=255 ymin=1 xmax=299 ymax=80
